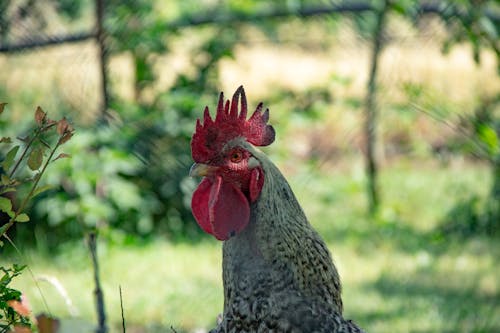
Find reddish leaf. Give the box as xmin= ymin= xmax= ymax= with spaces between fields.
xmin=41 ymin=119 xmax=57 ymax=133
xmin=56 ymin=118 xmax=69 ymax=135
xmin=0 ymin=102 xmax=7 ymax=114
xmin=58 ymin=131 xmax=73 ymax=145
xmin=36 ymin=314 xmax=60 ymax=333
xmin=7 ymin=299 xmax=31 ymax=317
xmin=46 ymin=119 xmax=57 ymax=126
xmin=13 ymin=325 xmax=32 ymax=333
xmin=53 ymin=153 xmax=71 ymax=161
xmin=56 ymin=118 xmax=74 ymax=145
xmin=34 ymin=106 xmax=46 ymax=125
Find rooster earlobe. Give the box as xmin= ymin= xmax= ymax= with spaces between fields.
xmin=249 ymin=167 xmax=264 ymax=202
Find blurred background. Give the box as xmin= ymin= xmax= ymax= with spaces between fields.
xmin=0 ymin=0 xmax=499 ymax=332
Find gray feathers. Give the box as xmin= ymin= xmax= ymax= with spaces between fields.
xmin=211 ymin=145 xmax=365 ymax=333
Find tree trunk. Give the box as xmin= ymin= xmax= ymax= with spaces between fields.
xmin=364 ymin=0 xmax=389 ymax=215
xmin=95 ymin=0 xmax=110 ymax=121
xmin=88 ymin=232 xmax=108 ymax=333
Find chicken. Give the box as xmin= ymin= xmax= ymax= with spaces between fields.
xmin=190 ymin=86 xmax=365 ymax=333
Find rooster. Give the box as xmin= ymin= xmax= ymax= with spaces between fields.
xmin=190 ymin=86 xmax=365 ymax=332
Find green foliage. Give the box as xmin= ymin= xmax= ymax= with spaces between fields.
xmin=56 ymin=0 xmax=85 ymax=19
xmin=477 ymin=123 xmax=499 ymax=157
xmin=0 ymin=0 xmax=87 ymax=45
xmin=106 ymin=0 xmax=169 ymax=100
xmin=353 ymin=1 xmax=500 ymax=73
xmin=26 ymin=13 xmax=246 ymax=243
xmin=31 ymin=97 xmax=203 ymax=244
xmin=4 ymin=0 xmax=254 ymax=245
xmin=32 ymin=123 xmax=160 ymax=240
xmin=0 ymin=264 xmax=31 ymax=332
xmin=436 ymin=1 xmax=499 ymax=72
xmin=3 ymin=0 xmax=499 ymax=244
xmin=441 ymin=194 xmax=499 ymax=236
xmin=0 ymin=105 xmax=74 ymax=244
xmin=0 ymin=107 xmax=73 ymax=333
xmin=265 ymin=86 xmax=334 ymax=128
xmin=442 ymin=95 xmax=500 ymax=235
xmin=470 ymin=97 xmax=500 ymax=161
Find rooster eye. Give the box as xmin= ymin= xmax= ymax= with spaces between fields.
xmin=230 ymin=151 xmax=243 ymax=163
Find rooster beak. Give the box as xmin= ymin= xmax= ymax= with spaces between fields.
xmin=189 ymin=163 xmax=217 ymax=177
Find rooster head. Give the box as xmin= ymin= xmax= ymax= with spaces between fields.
xmin=190 ymin=86 xmax=275 ymax=240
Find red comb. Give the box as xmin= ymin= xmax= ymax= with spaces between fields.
xmin=191 ymin=86 xmax=275 ymax=162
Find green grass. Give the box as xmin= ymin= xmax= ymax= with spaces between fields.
xmin=2 ymin=157 xmax=499 ymax=332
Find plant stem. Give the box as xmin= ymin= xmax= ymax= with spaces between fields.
xmin=8 ymin=128 xmax=41 ymax=179
xmin=119 ymin=286 xmax=126 ymax=333
xmin=1 ymin=140 xmax=61 ymax=239
xmin=88 ymin=232 xmax=107 ymax=333
xmin=3 ymin=234 xmax=52 ymax=316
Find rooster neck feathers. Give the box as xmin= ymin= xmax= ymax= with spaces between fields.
xmin=224 ymin=150 xmax=344 ymax=312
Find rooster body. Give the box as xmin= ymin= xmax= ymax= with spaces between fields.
xmin=190 ymin=87 xmax=364 ymax=333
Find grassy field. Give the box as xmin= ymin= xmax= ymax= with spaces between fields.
xmin=2 ymin=157 xmax=499 ymax=333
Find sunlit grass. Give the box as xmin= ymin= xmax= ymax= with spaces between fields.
xmin=5 ymin=241 xmax=223 ymax=332
xmin=2 ymin=158 xmax=499 ymax=332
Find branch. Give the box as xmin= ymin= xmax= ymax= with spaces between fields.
xmin=363 ymin=0 xmax=389 ymax=215
xmin=0 ymin=31 xmax=95 ymax=53
xmin=168 ymin=2 xmax=374 ymax=28
xmin=119 ymin=286 xmax=126 ymax=333
xmin=166 ymin=1 xmax=500 ymax=29
xmin=0 ymin=1 xmax=498 ymax=53
xmin=88 ymin=232 xmax=107 ymax=333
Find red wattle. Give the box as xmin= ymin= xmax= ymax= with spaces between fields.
xmin=191 ymin=177 xmax=214 ymax=234
xmin=192 ymin=176 xmax=251 ymax=240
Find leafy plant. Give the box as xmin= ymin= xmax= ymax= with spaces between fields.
xmin=439 ymin=0 xmax=499 ymax=72
xmin=0 ymin=104 xmax=74 ymax=243
xmin=31 ymin=97 xmax=202 ymax=244
xmin=0 ymin=104 xmax=74 ymax=331
xmin=441 ymin=94 xmax=500 ymax=236
xmin=32 ymin=122 xmax=162 ymax=241
xmin=0 ymin=264 xmax=31 ymax=333
xmin=106 ymin=0 xmax=169 ymax=102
